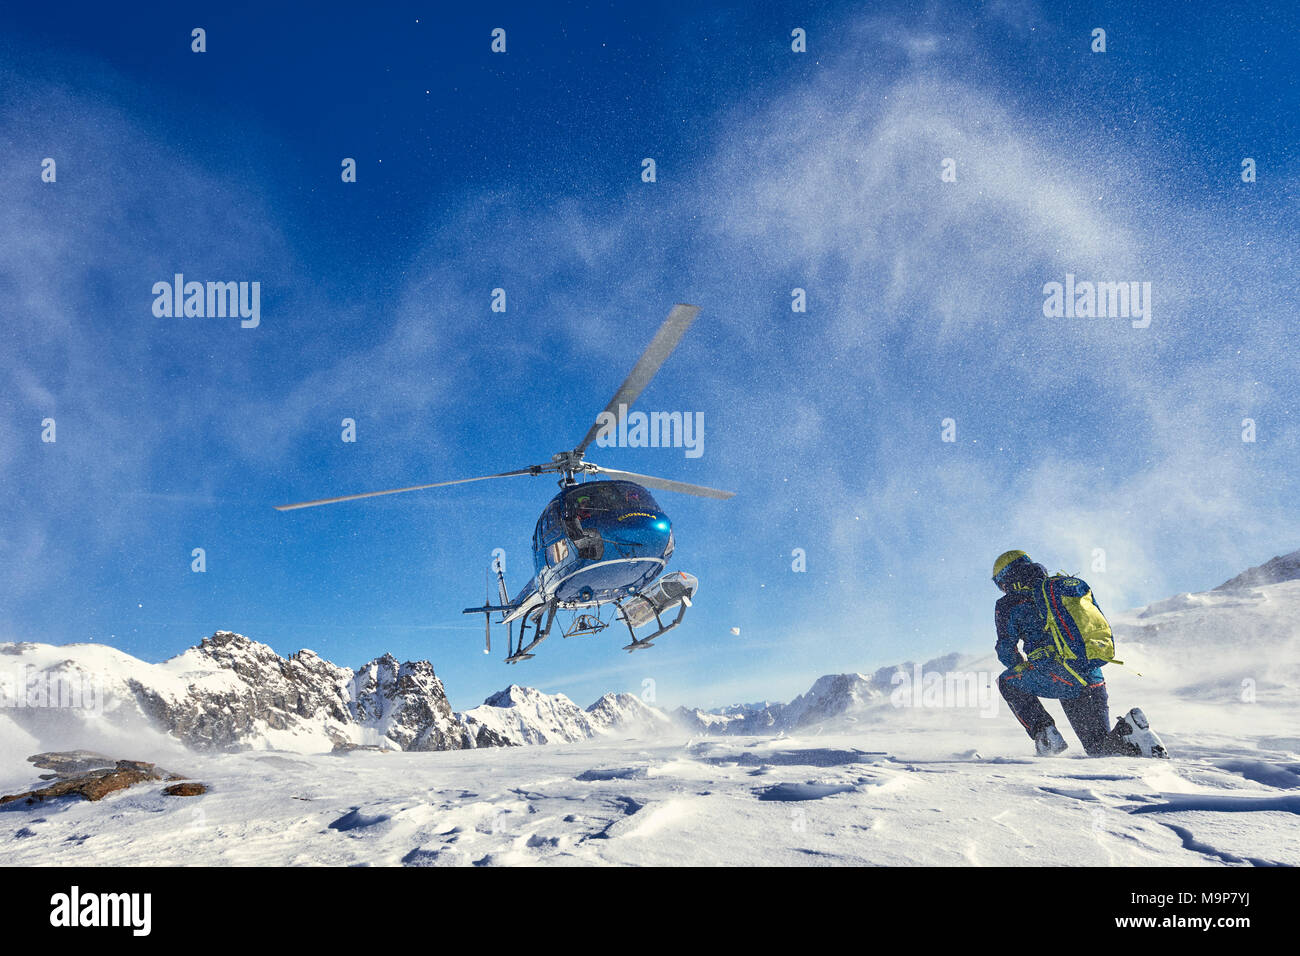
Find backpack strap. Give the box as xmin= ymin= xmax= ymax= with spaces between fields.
xmin=1038 ymin=578 xmax=1083 ymax=683
xmin=1039 ymin=574 xmax=1139 ymax=678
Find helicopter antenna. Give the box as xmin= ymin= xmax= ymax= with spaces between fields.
xmin=494 ymin=556 xmax=509 ymax=606
xmin=482 ymin=567 xmax=491 ymax=654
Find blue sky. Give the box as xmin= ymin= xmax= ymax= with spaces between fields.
xmin=2 ymin=0 xmax=1297 ymax=711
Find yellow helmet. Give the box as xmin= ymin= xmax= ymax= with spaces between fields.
xmin=992 ymin=550 xmax=1030 ymax=583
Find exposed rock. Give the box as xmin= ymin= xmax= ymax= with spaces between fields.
xmin=28 ymin=750 xmax=118 ymax=775
xmin=331 ymin=742 xmax=393 ymax=754
xmin=463 ymin=723 xmax=515 ymax=749
xmin=162 ymin=782 xmax=206 ymax=796
xmin=1 ymin=754 xmax=183 ymax=806
xmin=349 ymin=654 xmax=467 ymax=752
xmin=130 ymin=632 xmax=357 ymax=752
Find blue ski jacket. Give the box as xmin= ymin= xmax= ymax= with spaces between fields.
xmin=995 ymin=584 xmax=1105 ymax=685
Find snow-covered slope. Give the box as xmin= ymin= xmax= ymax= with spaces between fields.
xmin=671 ymin=705 xmax=747 ymax=734
xmin=1111 ymin=578 xmax=1300 ymax=708
xmin=0 ymin=632 xmax=494 ymax=755
xmin=782 ymin=672 xmax=891 ymax=727
xmin=0 ymin=640 xmax=203 ymax=765
xmin=5 ymin=724 xmax=1298 ymax=866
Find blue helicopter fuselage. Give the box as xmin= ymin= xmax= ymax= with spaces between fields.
xmin=528 ymin=480 xmax=673 ymax=606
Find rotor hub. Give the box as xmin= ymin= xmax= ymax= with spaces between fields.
xmin=551 ymin=450 xmax=596 ymax=486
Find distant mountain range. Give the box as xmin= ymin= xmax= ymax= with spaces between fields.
xmin=0 ymin=632 xmax=683 ymax=754
xmin=0 ymin=630 xmax=967 ymax=754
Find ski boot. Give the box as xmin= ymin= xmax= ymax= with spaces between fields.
xmin=1110 ymin=708 xmax=1169 ymax=758
xmin=1034 ymin=723 xmax=1068 ymax=756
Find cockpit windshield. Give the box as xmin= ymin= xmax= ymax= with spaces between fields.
xmin=563 ymin=481 xmax=660 ymax=520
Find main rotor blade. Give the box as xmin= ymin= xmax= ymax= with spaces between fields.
xmin=573 ymin=304 xmax=701 ymax=455
xmin=590 ymin=465 xmax=735 ymax=500
xmin=275 ymin=467 xmax=541 ymax=511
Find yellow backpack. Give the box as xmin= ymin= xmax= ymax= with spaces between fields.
xmin=1034 ymin=573 xmax=1121 ymax=684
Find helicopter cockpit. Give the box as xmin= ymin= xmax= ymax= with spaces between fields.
xmin=560 ymin=481 xmax=662 ymax=561
xmin=564 ymin=481 xmax=658 ymax=523
xmin=563 ymin=481 xmax=659 ymax=522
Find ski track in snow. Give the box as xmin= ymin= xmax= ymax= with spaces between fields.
xmin=4 ymin=726 xmax=1299 ymax=866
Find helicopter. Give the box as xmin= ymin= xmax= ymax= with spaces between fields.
xmin=275 ymin=304 xmax=734 ymax=663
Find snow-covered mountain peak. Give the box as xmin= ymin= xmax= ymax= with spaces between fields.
xmin=462 ymin=685 xmax=593 ymax=745
xmin=1216 ymin=548 xmax=1300 ymax=590
xmin=457 ymin=686 xmax=677 ymax=746
xmin=783 ymin=672 xmax=883 ymax=725
xmin=2 ymin=632 xmax=490 ymax=754
xmin=484 ymin=684 xmax=574 ymax=709
xmin=586 ymin=692 xmax=676 ymax=736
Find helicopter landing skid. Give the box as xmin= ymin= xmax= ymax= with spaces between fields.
xmin=504 ymin=602 xmax=558 ymax=664
xmin=616 ymin=597 xmax=687 ymax=653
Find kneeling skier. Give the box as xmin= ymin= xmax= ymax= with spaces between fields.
xmin=991 ymin=550 xmax=1167 ymax=758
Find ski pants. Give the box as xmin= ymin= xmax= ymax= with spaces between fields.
xmin=998 ymin=660 xmax=1113 ymax=756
